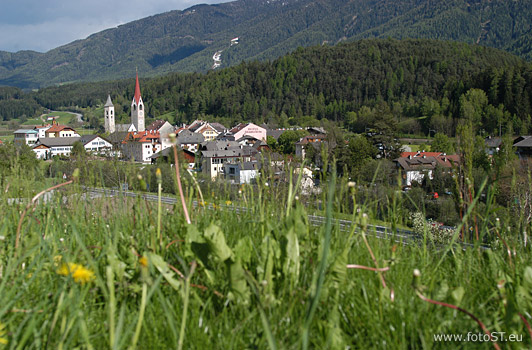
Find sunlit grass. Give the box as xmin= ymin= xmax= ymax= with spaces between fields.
xmin=0 ymin=166 xmax=531 ymax=349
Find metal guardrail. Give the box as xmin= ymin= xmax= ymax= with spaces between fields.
xmin=84 ymin=187 xmax=488 ymax=250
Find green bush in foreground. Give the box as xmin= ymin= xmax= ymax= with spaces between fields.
xmin=0 ymin=175 xmax=531 ymax=349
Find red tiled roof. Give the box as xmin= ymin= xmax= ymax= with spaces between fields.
xmin=122 ymin=130 xmax=160 ymax=144
xmin=46 ymin=124 xmax=75 ymax=133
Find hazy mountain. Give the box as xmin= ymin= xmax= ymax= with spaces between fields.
xmin=1 ymin=0 xmax=531 ymax=89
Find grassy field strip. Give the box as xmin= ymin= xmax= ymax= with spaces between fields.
xmin=84 ymin=187 xmax=462 ymax=247
xmin=84 ymin=186 xmax=493 ymax=251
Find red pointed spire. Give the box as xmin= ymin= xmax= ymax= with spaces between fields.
xmin=134 ymin=71 xmax=142 ymax=104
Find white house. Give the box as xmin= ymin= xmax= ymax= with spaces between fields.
xmin=34 ymin=125 xmax=52 ymax=139
xmin=224 ymin=161 xmax=260 ymax=184
xmin=45 ymin=124 xmax=80 ymax=138
xmin=32 ymin=137 xmax=81 ymax=158
xmin=188 ymin=120 xmax=227 ymax=141
xmin=201 ymin=143 xmax=257 ymax=179
xmin=14 ymin=129 xmax=39 ymax=146
xmin=80 ymin=135 xmax=113 ymax=154
xmin=121 ymin=130 xmax=162 ymax=163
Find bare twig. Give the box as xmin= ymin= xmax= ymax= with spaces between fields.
xmin=361 ymin=229 xmax=395 ymax=301
xmin=518 ymin=313 xmax=532 ymax=344
xmin=172 ymin=145 xmax=191 ymax=224
xmin=346 ymin=264 xmax=390 ymax=272
xmin=413 ymin=270 xmax=500 ymax=350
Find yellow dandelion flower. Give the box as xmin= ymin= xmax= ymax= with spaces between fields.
xmin=225 ymin=200 xmax=232 ymax=205
xmin=57 ymin=263 xmax=95 ymax=285
xmin=139 ymin=256 xmax=148 ymax=268
xmin=0 ymin=322 xmax=7 ymax=345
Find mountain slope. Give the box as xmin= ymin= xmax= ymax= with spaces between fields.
xmin=1 ymin=0 xmax=531 ymax=89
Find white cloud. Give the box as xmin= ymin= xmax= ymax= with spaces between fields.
xmin=0 ymin=0 xmax=230 ymax=52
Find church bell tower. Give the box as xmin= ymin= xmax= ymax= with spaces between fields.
xmin=104 ymin=94 xmax=115 ymax=134
xmin=131 ymin=72 xmax=145 ymax=132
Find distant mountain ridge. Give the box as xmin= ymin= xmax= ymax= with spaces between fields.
xmin=1 ymin=0 xmax=531 ymax=89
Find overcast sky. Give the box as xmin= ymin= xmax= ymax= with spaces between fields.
xmin=0 ymin=0 xmax=229 ymax=53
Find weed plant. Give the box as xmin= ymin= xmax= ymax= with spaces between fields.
xmin=0 ymin=163 xmax=532 ymax=349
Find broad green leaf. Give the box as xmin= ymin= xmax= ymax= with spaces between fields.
xmin=226 ymin=258 xmax=250 ymax=304
xmin=282 ymin=227 xmax=300 ymax=286
xmin=451 ymin=286 xmax=465 ymax=304
xmin=204 ymin=223 xmax=232 ymax=262
xmin=147 ymin=253 xmax=182 ymax=291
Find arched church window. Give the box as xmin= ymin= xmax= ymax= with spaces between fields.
xmin=139 ymin=104 xmax=143 ymax=111
xmin=133 ymin=105 xmax=136 ymax=111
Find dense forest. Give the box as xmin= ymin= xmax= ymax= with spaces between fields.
xmin=4 ymin=39 xmax=531 ymax=137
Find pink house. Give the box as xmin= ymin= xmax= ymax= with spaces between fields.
xmin=229 ymin=123 xmax=266 ymax=142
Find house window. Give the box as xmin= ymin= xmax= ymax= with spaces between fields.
xmin=229 ymin=167 xmax=235 ymax=175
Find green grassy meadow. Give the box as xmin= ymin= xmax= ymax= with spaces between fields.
xmin=1 ymin=163 xmax=531 ymax=349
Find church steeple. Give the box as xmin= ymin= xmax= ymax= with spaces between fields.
xmin=131 ymin=71 xmax=145 ymax=132
xmin=133 ymin=71 xmax=142 ymax=105
xmin=104 ymin=94 xmax=115 ymax=134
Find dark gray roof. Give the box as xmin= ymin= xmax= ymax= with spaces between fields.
xmin=107 ymin=132 xmax=129 ymax=145
xmin=307 ymin=127 xmax=327 ymax=135
xmin=178 ymin=132 xmax=204 ymax=144
xmin=202 ymin=146 xmax=256 ymax=158
xmin=116 ymin=124 xmax=134 ymax=132
xmin=242 ymin=161 xmax=261 ymax=170
xmin=210 ymin=122 xmax=227 ymax=133
xmin=202 ymin=140 xmax=240 ymax=151
xmin=267 ymin=129 xmax=285 ymax=140
xmin=150 ymin=145 xmax=192 ymax=159
xmin=104 ymin=95 xmax=114 ymax=107
xmin=485 ymin=137 xmax=502 ymax=148
xmin=514 ymin=136 xmax=532 ymax=148
xmin=36 ymin=137 xmax=81 ymax=147
xmin=80 ymin=134 xmax=111 ymax=144
xmin=395 ymin=156 xmax=438 ymax=171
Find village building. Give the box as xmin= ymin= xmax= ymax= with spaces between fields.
xmin=32 ymin=137 xmax=81 ymax=158
xmin=45 ymin=124 xmax=79 ymax=138
xmin=187 ymin=120 xmax=226 ymax=141
xmin=224 ymin=161 xmax=261 ymax=184
xmin=150 ymin=146 xmax=197 ymax=169
xmin=200 ymin=141 xmax=258 ymax=179
xmin=295 ymin=134 xmax=327 ymax=159
xmin=34 ymin=124 xmax=52 ymax=138
xmin=223 ymin=123 xmax=266 ymax=142
xmin=176 ymin=129 xmax=204 ymax=152
xmin=121 ymin=130 xmax=162 ymax=163
xmin=513 ymin=136 xmax=532 ymax=160
xmin=395 ymin=151 xmax=460 ymax=187
xmin=147 ymin=120 xmax=175 ymax=149
xmin=14 ymin=129 xmax=39 ymax=146
xmin=79 ymin=135 xmax=113 ymax=154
